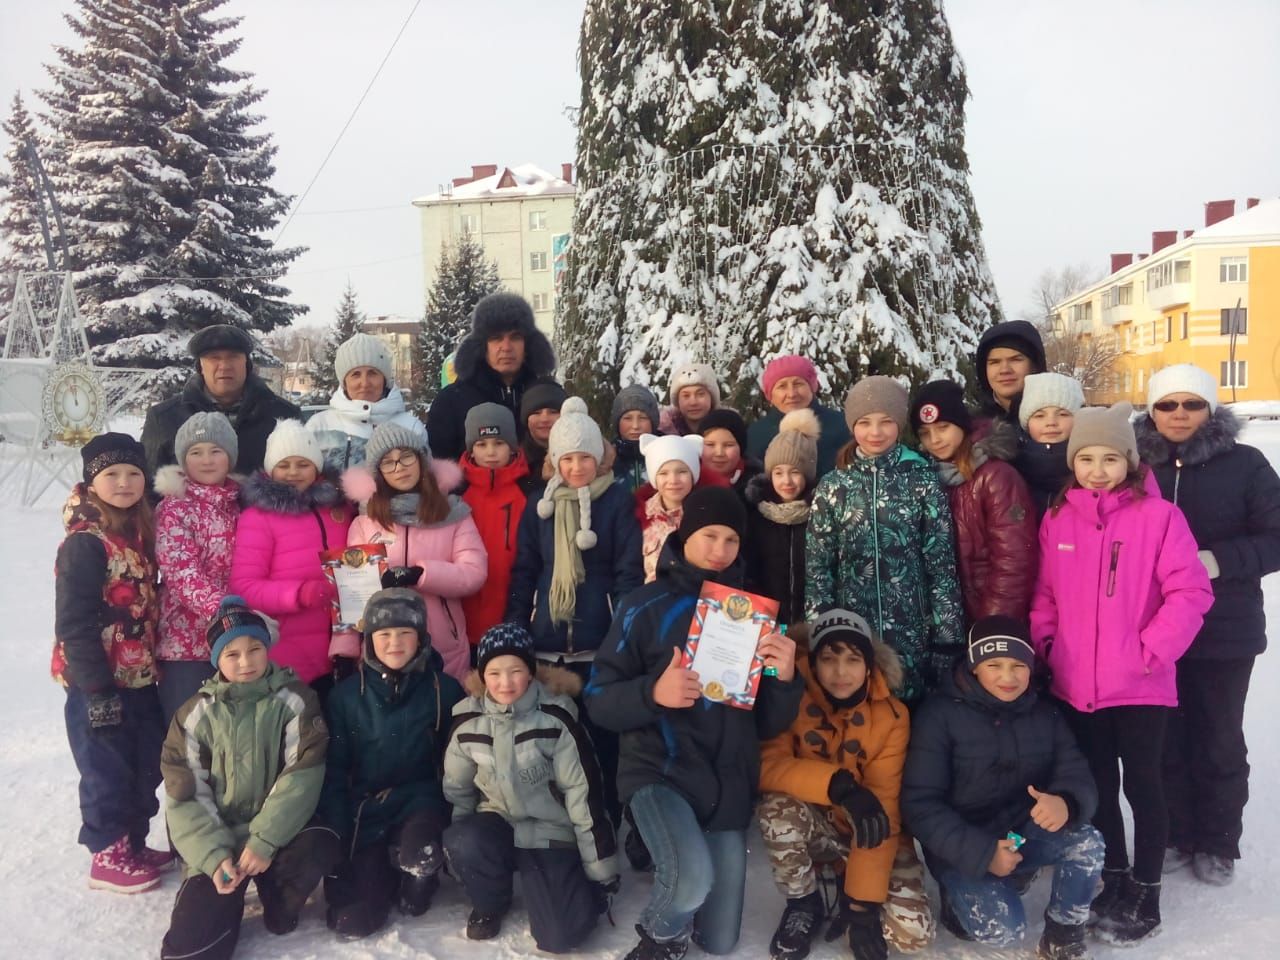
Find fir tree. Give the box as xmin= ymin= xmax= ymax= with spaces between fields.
xmin=37 ymin=0 xmax=304 ymax=395
xmin=414 ymin=235 xmax=502 ymax=412
xmin=313 ymin=281 xmax=365 ymax=398
xmin=0 ymin=94 xmax=57 ymax=309
xmin=560 ymin=0 xmax=1001 ymax=418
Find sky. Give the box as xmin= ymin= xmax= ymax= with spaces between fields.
xmin=1 ymin=0 xmax=1278 ymax=332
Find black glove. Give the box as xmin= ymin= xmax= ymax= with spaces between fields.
xmin=87 ymin=691 xmax=123 ymax=729
xmin=331 ymin=655 xmax=358 ymax=685
xmin=828 ymin=900 xmax=886 ymax=960
xmin=594 ymin=875 xmax=621 ymax=921
xmin=828 ymin=769 xmax=890 ymax=849
xmin=381 ymin=565 xmax=424 ymax=589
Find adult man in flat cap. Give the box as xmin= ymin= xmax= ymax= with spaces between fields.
xmin=141 ymin=324 xmax=301 ymax=475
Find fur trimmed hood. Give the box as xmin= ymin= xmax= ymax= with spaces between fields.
xmin=452 ymin=293 xmax=556 ymax=383
xmin=461 ymin=662 xmax=584 ymax=700
xmin=239 ymin=470 xmax=344 ymax=514
xmin=1135 ymin=406 xmax=1240 ymax=467
xmin=788 ymin=621 xmax=905 ymax=697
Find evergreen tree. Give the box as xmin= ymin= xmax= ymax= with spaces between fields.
xmin=560 ymin=0 xmax=1001 ymax=417
xmin=313 ymin=281 xmax=365 ymax=398
xmin=38 ymin=0 xmax=304 ymax=395
xmin=0 ymin=94 xmax=56 ymax=310
xmin=414 ymin=235 xmax=502 ymax=412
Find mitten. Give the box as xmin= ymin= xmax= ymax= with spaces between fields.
xmin=593 ymin=875 xmax=621 ymax=921
xmin=87 ymin=691 xmax=123 ymax=729
xmin=298 ymin=579 xmax=335 ymax=609
xmin=828 ymin=770 xmax=890 ymax=849
xmin=381 ymin=565 xmax=424 ymax=589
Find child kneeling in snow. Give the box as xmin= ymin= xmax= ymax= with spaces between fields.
xmin=901 ymin=617 xmax=1103 ymax=959
xmin=443 ymin=623 xmax=619 ymax=953
xmin=161 ymin=597 xmax=338 ymax=960
xmin=319 ymin=589 xmax=465 ymax=939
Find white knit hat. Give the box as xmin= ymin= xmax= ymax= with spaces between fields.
xmin=668 ymin=362 xmax=721 ymax=407
xmin=639 ymin=433 xmax=703 ymax=484
xmin=1148 ymin=363 xmax=1219 ymax=413
xmin=264 ymin=419 xmax=324 ymax=472
xmin=1018 ymin=373 xmax=1086 ymax=428
xmin=334 ymin=332 xmax=395 ymax=387
xmin=537 ymin=397 xmax=606 ymax=549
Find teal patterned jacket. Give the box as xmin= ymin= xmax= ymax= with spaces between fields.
xmin=805 ymin=443 xmax=964 ymax=704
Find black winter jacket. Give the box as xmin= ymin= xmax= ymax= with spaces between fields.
xmin=585 ymin=540 xmax=805 ymax=831
xmin=902 ymin=663 xmax=1097 ymax=880
xmin=1136 ymin=408 xmax=1280 ymax=659
xmin=743 ymin=473 xmax=810 ymax=626
xmin=141 ymin=372 xmax=301 ymax=476
xmin=1014 ymin=434 xmax=1070 ymax=521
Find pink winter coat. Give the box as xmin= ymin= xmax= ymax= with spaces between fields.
xmin=229 ymin=473 xmax=354 ymax=684
xmin=1030 ymin=486 xmax=1213 ymax=712
xmin=154 ymin=466 xmax=241 ymax=662
xmin=344 ymin=461 xmax=487 ymax=683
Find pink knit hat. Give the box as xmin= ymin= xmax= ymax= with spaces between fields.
xmin=761 ymin=355 xmax=819 ymax=398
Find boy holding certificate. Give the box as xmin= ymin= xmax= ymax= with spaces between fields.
xmin=587 ymin=486 xmax=804 ymax=959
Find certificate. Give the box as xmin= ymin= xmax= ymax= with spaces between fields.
xmin=682 ymin=582 xmax=779 ymax=710
xmin=320 ymin=544 xmax=389 ymax=631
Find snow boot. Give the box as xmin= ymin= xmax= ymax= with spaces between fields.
xmin=1094 ymin=877 xmax=1160 ymax=945
xmin=1161 ymin=845 xmax=1193 ymax=875
xmin=326 ymin=899 xmax=389 ymax=940
xmin=769 ymin=891 xmax=824 ymax=960
xmin=622 ymin=923 xmax=690 ymax=960
xmin=397 ymin=870 xmax=439 ymax=916
xmin=257 ymin=881 xmax=302 ymax=935
xmin=1192 ymin=852 xmax=1234 ymax=887
xmin=1036 ymin=914 xmax=1089 ymax=960
xmin=131 ymin=840 xmax=177 ymax=873
xmin=89 ymin=836 xmax=160 ymax=894
xmin=466 ymin=906 xmax=506 ymax=940
xmin=1086 ymin=868 xmax=1126 ymax=927
xmin=938 ymin=895 xmax=974 ymax=941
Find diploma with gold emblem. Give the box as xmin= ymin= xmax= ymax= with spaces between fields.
xmin=321 ymin=543 xmax=389 ymax=630
xmin=682 ymin=582 xmax=779 ymax=710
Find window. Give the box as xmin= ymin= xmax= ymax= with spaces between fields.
xmin=1137 ymin=369 xmax=1145 ymax=391
xmin=1150 ymin=320 xmax=1157 ymax=344
xmin=1220 ymin=361 xmax=1247 ymax=388
xmin=1181 ymin=312 xmax=1188 ymax=339
xmin=1124 ymin=370 xmax=1132 ymax=392
xmin=459 ymin=213 xmax=479 ymax=234
xmin=528 ymin=210 xmax=548 ymax=231
xmin=1174 ymin=260 xmax=1191 ymax=283
xmin=530 ymin=251 xmax=548 ymax=271
xmin=1070 ymin=301 xmax=1093 ymax=324
xmin=1220 ymin=307 xmax=1248 ymax=335
xmin=1147 ymin=260 xmax=1172 ymax=290
xmin=1219 ymin=256 xmax=1248 ymax=283
xmin=531 ymin=292 xmax=550 ymax=311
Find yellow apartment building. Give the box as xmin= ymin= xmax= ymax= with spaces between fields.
xmin=412 ymin=164 xmax=576 ymax=334
xmin=1052 ymin=197 xmax=1280 ymax=406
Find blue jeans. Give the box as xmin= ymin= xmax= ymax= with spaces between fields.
xmin=629 ymin=783 xmax=747 ymax=954
xmin=935 ymin=820 xmax=1104 ymax=945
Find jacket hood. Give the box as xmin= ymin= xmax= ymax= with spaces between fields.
xmin=1135 ymin=406 xmax=1240 ymax=467
xmin=799 ymin=634 xmax=904 ymax=705
xmin=240 ymin=471 xmax=344 ymax=514
xmin=459 ymin=449 xmax=531 ymax=488
xmin=974 ymin=320 xmax=1047 ymax=397
xmin=153 ymin=464 xmax=242 ymax=501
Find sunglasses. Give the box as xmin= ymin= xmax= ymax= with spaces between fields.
xmin=1152 ymin=399 xmax=1209 ymax=413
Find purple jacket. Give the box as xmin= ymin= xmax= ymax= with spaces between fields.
xmin=1030 ymin=486 xmax=1212 ymax=712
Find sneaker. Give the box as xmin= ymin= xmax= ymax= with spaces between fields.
xmin=466 ymin=907 xmax=506 ymax=941
xmin=397 ymin=871 xmax=439 ymax=916
xmin=1094 ymin=877 xmax=1161 ymax=945
xmin=1192 ymin=852 xmax=1234 ymax=887
xmin=89 ymin=837 xmax=160 ymax=894
xmin=1036 ymin=914 xmax=1088 ymax=960
xmin=622 ymin=923 xmax=690 ymax=960
xmin=1087 ymin=869 xmax=1126 ymax=927
xmin=1161 ymin=845 xmax=1194 ymax=875
xmin=769 ymin=891 xmax=824 ymax=960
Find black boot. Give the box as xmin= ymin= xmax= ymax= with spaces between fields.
xmin=326 ymin=899 xmax=390 ymax=940
xmin=622 ymin=923 xmax=690 ymax=960
xmin=938 ymin=896 xmax=974 ymax=941
xmin=769 ymin=891 xmax=824 ymax=960
xmin=1095 ymin=877 xmax=1161 ymax=945
xmin=257 ymin=882 xmax=301 ymax=936
xmin=1087 ymin=868 xmax=1126 ymax=927
xmin=466 ymin=905 xmax=507 ymax=940
xmin=396 ymin=870 xmax=438 ymax=916
xmin=1036 ymin=914 xmax=1088 ymax=959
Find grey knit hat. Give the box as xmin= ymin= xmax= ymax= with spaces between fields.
xmin=465 ymin=402 xmax=517 ymax=452
xmin=669 ymin=362 xmax=721 ymax=407
xmin=365 ymin=419 xmax=429 ymax=472
xmin=362 ymin=588 xmax=430 ymax=662
xmin=611 ymin=384 xmax=660 ymax=435
xmin=1018 ymin=373 xmax=1085 ymax=428
xmin=764 ymin=408 xmax=821 ymax=486
xmin=843 ymin=376 xmax=909 ymax=431
xmin=175 ymin=411 xmax=238 ymax=467
xmin=536 ymin=397 xmax=606 ymax=549
xmin=1067 ymin=402 xmax=1139 ymax=470
xmin=334 ymin=332 xmax=394 ymax=388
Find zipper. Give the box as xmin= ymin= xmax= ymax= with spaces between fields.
xmin=870 ymin=464 xmax=883 ymax=633
xmin=1106 ymin=541 xmax=1123 ymax=597
xmin=788 ymin=524 xmax=797 ymax=620
xmin=1173 ymin=458 xmax=1183 ymax=505
xmin=310 ymin=508 xmax=330 ymax=550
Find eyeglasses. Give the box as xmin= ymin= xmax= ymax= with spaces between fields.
xmin=378 ymin=455 xmax=417 ymax=473
xmin=1152 ymin=399 xmax=1209 ymax=413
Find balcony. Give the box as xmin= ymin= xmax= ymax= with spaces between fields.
xmin=1147 ymin=282 xmax=1191 ymax=312
xmin=1103 ymin=302 xmax=1135 ymax=326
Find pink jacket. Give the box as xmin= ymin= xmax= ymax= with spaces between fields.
xmin=154 ymin=466 xmax=241 ymax=661
xmin=229 ymin=473 xmax=354 ymax=684
xmin=1030 ymin=486 xmax=1213 ymax=712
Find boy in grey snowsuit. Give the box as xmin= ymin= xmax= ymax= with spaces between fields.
xmin=443 ymin=623 xmax=619 ymax=953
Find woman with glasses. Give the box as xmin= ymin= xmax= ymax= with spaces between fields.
xmin=344 ymin=421 xmax=487 ymax=684
xmin=1135 ymin=364 xmax=1280 ymax=887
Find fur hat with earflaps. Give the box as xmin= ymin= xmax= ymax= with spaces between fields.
xmin=536 ymin=397 xmax=605 ymax=550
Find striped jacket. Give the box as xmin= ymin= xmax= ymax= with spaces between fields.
xmin=443 ymin=678 xmax=618 ymax=883
xmin=161 ymin=663 xmax=328 ymax=879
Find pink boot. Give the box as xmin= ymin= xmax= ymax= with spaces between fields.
xmin=132 ymin=842 xmax=177 ymax=873
xmin=89 ymin=837 xmax=160 ymax=893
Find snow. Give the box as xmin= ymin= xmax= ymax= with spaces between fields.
xmin=1192 ymin=197 xmax=1280 ymax=241
xmin=412 ymin=164 xmax=574 ymax=204
xmin=3 ymin=423 xmax=1280 ymax=957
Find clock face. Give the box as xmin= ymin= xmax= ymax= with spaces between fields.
xmin=42 ymin=362 xmax=106 ymax=441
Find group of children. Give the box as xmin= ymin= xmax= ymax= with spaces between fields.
xmin=49 ymin=347 xmax=1276 ymax=960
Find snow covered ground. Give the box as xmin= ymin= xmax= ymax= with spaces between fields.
xmin=2 ymin=423 xmax=1278 ymax=958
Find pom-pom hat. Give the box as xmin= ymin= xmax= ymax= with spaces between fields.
xmin=207 ymin=595 xmax=274 ymax=667
xmin=263 ymin=419 xmax=324 ymax=473
xmin=537 ymin=397 xmax=606 ymax=549
xmin=764 ymin=408 xmax=821 ymax=485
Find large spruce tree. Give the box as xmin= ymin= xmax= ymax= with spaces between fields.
xmin=313 ymin=281 xmax=365 ymax=398
xmin=0 ymin=94 xmax=56 ymax=309
xmin=37 ymin=0 xmax=303 ymax=392
xmin=559 ymin=0 xmax=1001 ymax=416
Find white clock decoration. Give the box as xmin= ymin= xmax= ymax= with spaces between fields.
xmin=42 ymin=361 xmax=106 ymax=441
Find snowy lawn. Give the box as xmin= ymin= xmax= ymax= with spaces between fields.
xmin=2 ymin=424 xmax=1278 ymax=958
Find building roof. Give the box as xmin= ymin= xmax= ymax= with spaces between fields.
xmin=412 ymin=163 xmax=575 ymax=205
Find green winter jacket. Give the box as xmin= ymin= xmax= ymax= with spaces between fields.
xmin=443 ymin=680 xmax=619 ymax=883
xmin=805 ymin=443 xmax=964 ymax=704
xmin=318 ymin=647 xmax=464 ymax=854
xmin=162 ymin=664 xmax=327 ymax=879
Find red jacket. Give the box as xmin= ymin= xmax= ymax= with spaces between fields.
xmin=460 ymin=451 xmax=530 ymax=639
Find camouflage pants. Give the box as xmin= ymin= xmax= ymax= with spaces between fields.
xmin=757 ymin=792 xmax=934 ymax=952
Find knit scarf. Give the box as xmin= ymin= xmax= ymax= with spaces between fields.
xmin=389 ymin=493 xmax=422 ymax=527
xmin=548 ymin=472 xmax=615 ymax=626
xmin=757 ymin=499 xmax=810 ymax=525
